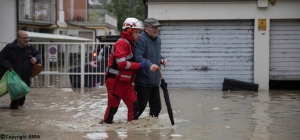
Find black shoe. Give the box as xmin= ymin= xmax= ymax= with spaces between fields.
xmin=10 ymin=99 xmax=19 ymax=109
xmin=10 ymin=105 xmax=18 ymax=109
xmin=18 ymin=96 xmax=25 ymax=106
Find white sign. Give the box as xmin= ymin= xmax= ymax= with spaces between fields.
xmin=48 ymin=45 xmax=58 ymax=62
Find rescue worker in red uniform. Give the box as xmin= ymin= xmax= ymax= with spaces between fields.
xmin=103 ymin=17 xmax=159 ymax=124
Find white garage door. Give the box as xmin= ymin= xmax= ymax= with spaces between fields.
xmin=270 ymin=19 xmax=300 ymax=81
xmin=159 ymin=20 xmax=254 ymax=89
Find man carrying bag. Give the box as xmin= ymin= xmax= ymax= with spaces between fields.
xmin=0 ymin=30 xmax=41 ymax=109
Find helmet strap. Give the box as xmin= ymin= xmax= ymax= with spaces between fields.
xmin=126 ymin=28 xmax=138 ymax=35
xmin=130 ymin=29 xmax=135 ymax=35
xmin=125 ymin=28 xmax=132 ymax=34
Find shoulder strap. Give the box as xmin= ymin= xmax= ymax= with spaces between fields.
xmin=13 ymin=47 xmax=26 ymax=65
xmin=15 ymin=54 xmax=24 ymax=64
xmin=27 ymin=45 xmax=33 ymax=58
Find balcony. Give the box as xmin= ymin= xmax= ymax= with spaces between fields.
xmin=19 ymin=0 xmax=56 ymax=25
xmin=66 ymin=8 xmax=117 ymax=29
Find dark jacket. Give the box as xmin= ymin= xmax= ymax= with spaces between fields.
xmin=134 ymin=31 xmax=164 ymax=87
xmin=0 ymin=39 xmax=41 ymax=86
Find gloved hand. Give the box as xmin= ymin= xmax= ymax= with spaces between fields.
xmin=140 ymin=60 xmax=147 ymax=69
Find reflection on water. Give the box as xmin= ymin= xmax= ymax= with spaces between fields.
xmin=251 ymin=91 xmax=272 ymax=140
xmin=0 ymin=88 xmax=299 ymax=140
xmin=268 ymin=91 xmax=300 ymax=140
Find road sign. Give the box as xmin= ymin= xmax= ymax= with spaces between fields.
xmin=48 ymin=45 xmax=57 ymax=62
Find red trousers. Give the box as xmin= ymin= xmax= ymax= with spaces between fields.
xmin=103 ymin=78 xmax=139 ymax=123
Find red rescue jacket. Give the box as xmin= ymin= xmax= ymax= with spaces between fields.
xmin=105 ymin=31 xmax=141 ymax=82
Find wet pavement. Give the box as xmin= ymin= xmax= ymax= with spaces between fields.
xmin=0 ymin=88 xmax=300 ymax=140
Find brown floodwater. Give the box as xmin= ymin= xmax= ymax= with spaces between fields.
xmin=0 ymin=88 xmax=300 ymax=140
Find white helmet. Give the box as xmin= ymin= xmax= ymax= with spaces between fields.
xmin=122 ymin=17 xmax=144 ymax=30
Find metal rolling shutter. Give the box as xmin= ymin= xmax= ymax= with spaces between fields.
xmin=78 ymin=31 xmax=93 ymax=40
xmin=270 ymin=19 xmax=300 ymax=81
xmin=159 ymin=20 xmax=254 ymax=89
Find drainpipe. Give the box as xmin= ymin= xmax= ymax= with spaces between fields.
xmin=70 ymin=0 xmax=74 ymax=20
xmin=16 ymin=0 xmax=19 ymax=31
xmin=143 ymin=0 xmax=148 ymax=19
xmin=55 ymin=0 xmax=59 ymax=30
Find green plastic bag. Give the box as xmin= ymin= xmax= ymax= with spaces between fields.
xmin=7 ymin=71 xmax=30 ymax=100
xmin=0 ymin=71 xmax=8 ymax=97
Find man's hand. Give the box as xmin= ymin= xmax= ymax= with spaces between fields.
xmin=150 ymin=64 xmax=159 ymax=73
xmin=161 ymin=59 xmax=167 ymax=68
xmin=30 ymin=57 xmax=37 ymax=64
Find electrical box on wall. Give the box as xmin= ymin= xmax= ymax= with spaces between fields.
xmin=258 ymin=0 xmax=268 ymax=7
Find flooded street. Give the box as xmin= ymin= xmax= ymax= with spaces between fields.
xmin=0 ymin=88 xmax=300 ymax=140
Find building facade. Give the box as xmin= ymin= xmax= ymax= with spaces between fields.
xmin=18 ymin=0 xmax=58 ymax=36
xmin=18 ymin=0 xmax=118 ymax=42
xmin=145 ymin=0 xmax=300 ymax=90
xmin=57 ymin=0 xmax=118 ymax=41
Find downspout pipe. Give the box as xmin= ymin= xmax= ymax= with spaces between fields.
xmin=143 ymin=0 xmax=148 ymax=19
xmin=16 ymin=0 xmax=19 ymax=31
xmin=55 ymin=0 xmax=60 ymax=30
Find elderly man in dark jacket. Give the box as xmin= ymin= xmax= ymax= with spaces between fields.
xmin=0 ymin=30 xmax=41 ymax=109
xmin=134 ymin=18 xmax=167 ymax=118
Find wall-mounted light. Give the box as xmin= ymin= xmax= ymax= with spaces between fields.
xmin=270 ymin=0 xmax=275 ymax=5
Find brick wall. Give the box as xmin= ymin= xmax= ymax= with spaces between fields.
xmin=62 ymin=0 xmax=87 ymax=21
